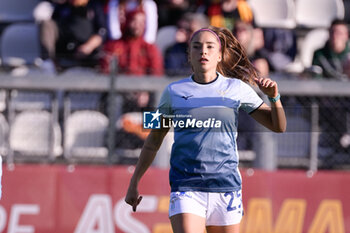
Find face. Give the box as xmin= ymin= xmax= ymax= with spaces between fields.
xmin=127 ymin=12 xmax=146 ymax=38
xmin=176 ymin=20 xmax=191 ymax=43
xmin=69 ymin=0 xmax=89 ymax=7
xmin=329 ymin=24 xmax=349 ymax=53
xmin=189 ymin=31 xmax=222 ymax=73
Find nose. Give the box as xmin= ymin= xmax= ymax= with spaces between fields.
xmin=200 ymin=46 xmax=207 ymax=55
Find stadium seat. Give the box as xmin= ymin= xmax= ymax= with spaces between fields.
xmin=295 ymin=0 xmax=345 ymax=28
xmin=248 ymin=0 xmax=296 ymax=29
xmin=155 ymin=25 xmax=177 ymax=56
xmin=0 ymin=23 xmax=41 ymax=67
xmin=65 ymin=92 xmax=102 ymax=111
xmin=9 ymin=110 xmax=62 ymax=158
xmin=300 ymin=29 xmax=329 ymax=68
xmin=60 ymin=68 xmax=103 ymax=111
xmin=0 ymin=0 xmax=40 ymax=23
xmin=9 ymin=90 xmax=52 ymax=111
xmin=0 ymin=90 xmax=6 ymax=112
xmin=64 ymin=110 xmax=109 ymax=161
xmin=0 ymin=113 xmax=9 ymax=156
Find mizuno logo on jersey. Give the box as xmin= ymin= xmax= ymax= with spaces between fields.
xmin=181 ymin=95 xmax=193 ymax=100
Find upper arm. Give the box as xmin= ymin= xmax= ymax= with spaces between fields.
xmin=144 ymin=127 xmax=170 ymax=151
xmin=250 ymin=102 xmax=286 ymax=132
xmin=249 ymin=102 xmax=273 ymax=130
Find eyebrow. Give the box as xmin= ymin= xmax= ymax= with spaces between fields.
xmin=192 ymin=41 xmax=217 ymax=45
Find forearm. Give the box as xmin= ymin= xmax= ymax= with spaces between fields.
xmin=130 ymin=145 xmax=158 ymax=186
xmin=270 ymin=99 xmax=286 ymax=132
xmin=253 ymin=77 xmax=287 ymax=132
xmin=79 ymin=35 xmax=103 ymax=54
xmin=129 ymin=129 xmax=168 ymax=186
xmin=251 ymin=101 xmax=286 ymax=133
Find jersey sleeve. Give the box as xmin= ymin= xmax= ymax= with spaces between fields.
xmin=157 ymin=85 xmax=172 ymax=115
xmin=239 ymin=81 xmax=264 ymax=114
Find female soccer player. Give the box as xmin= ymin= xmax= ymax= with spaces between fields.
xmin=125 ymin=26 xmax=286 ymax=233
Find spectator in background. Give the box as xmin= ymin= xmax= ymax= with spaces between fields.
xmin=312 ymin=19 xmax=350 ymax=80
xmin=164 ymin=12 xmax=209 ymax=76
xmin=312 ymin=20 xmax=350 ymax=167
xmin=233 ymin=20 xmax=269 ymax=77
xmin=106 ymin=0 xmax=158 ymax=43
xmin=157 ymin=0 xmax=197 ymax=28
xmin=263 ymin=28 xmax=297 ymax=72
xmin=206 ymin=0 xmax=253 ymax=31
xmin=101 ymin=9 xmax=163 ymax=154
xmin=39 ymin=0 xmax=107 ymax=71
xmin=101 ymin=9 xmax=163 ymax=75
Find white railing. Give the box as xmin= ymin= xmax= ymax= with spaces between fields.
xmin=0 ymin=71 xmax=350 ymax=170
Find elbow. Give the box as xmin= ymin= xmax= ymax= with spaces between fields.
xmin=274 ymin=128 xmax=286 ymax=133
xmin=273 ymin=124 xmax=287 ymax=133
xmin=272 ymin=116 xmax=287 ymax=133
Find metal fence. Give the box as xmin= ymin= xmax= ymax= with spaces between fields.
xmin=0 ymin=71 xmax=349 ymax=171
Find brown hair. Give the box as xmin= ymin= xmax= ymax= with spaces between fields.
xmin=190 ymin=26 xmax=259 ymax=85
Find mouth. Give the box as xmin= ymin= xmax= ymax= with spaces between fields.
xmin=199 ymin=57 xmax=209 ymax=63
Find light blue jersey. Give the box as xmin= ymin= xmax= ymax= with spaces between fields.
xmin=158 ymin=73 xmax=263 ymax=192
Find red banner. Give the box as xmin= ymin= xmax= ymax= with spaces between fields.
xmin=0 ymin=164 xmax=349 ymax=233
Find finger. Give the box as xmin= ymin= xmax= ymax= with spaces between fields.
xmin=261 ymin=78 xmax=272 ymax=86
xmin=254 ymin=77 xmax=261 ymax=84
xmin=137 ymin=196 xmax=143 ymax=205
xmin=132 ymin=196 xmax=143 ymax=212
xmin=264 ymin=79 xmax=276 ymax=88
xmin=265 ymin=80 xmax=275 ymax=88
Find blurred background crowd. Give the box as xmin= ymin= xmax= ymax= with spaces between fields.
xmin=0 ymin=0 xmax=350 ymax=169
xmin=0 ymin=0 xmax=349 ymax=78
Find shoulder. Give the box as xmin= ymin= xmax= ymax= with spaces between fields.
xmin=345 ymin=41 xmax=350 ymax=52
xmin=219 ymin=74 xmax=243 ymax=87
xmin=313 ymin=48 xmax=325 ymax=56
xmin=142 ymin=40 xmax=159 ymax=51
xmin=166 ymin=76 xmax=192 ymax=91
xmin=314 ymin=42 xmax=330 ymax=57
xmin=141 ymin=42 xmax=161 ymax=58
xmin=104 ymin=39 xmax=123 ymax=50
xmin=168 ymin=76 xmax=192 ymax=86
xmin=220 ymin=75 xmax=257 ymax=95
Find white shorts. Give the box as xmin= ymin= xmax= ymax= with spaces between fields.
xmin=169 ymin=190 xmax=243 ymax=226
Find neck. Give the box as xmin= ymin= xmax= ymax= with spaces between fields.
xmin=193 ymin=70 xmax=217 ymax=84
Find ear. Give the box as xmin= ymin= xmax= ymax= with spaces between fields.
xmin=218 ymin=56 xmax=222 ymax=62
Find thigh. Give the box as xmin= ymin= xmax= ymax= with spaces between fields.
xmin=206 ymin=191 xmax=243 ymax=226
xmin=170 ymin=213 xmax=206 ymax=233
xmin=206 ymin=224 xmax=240 ymax=233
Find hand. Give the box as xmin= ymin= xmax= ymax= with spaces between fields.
xmin=75 ymin=43 xmax=93 ymax=58
xmin=254 ymin=77 xmax=279 ymax=98
xmin=125 ymin=185 xmax=143 ymax=212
